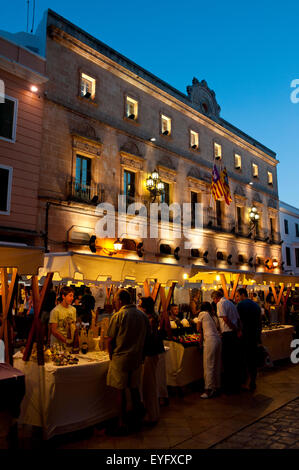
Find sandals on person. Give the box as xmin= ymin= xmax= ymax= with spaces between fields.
xmin=200 ymin=389 xmax=217 ymax=399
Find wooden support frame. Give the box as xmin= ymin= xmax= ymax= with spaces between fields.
xmin=23 ymin=272 xmax=54 ymax=366
xmin=159 ymin=282 xmax=176 ymax=338
xmin=0 ymin=268 xmax=18 ymax=365
xmin=220 ymin=274 xmax=240 ymax=301
xmin=270 ymin=282 xmax=284 ymax=306
xmin=143 ymin=280 xmax=161 ymax=303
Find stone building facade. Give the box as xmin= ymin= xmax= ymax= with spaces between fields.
xmin=36 ymin=10 xmax=281 ymax=274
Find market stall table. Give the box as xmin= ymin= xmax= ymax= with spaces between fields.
xmin=261 ymin=325 xmax=295 ymax=361
xmin=14 ymin=349 xmax=169 ymax=440
xmin=163 ymin=339 xmax=203 ymax=387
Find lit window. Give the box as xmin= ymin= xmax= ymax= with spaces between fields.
xmin=80 ymin=73 xmax=96 ymax=100
xmin=252 ymin=163 xmax=259 ymax=177
xmin=0 ymin=164 xmax=13 ymax=215
xmin=0 ymin=95 xmax=18 ymax=142
xmin=126 ymin=96 xmax=138 ymax=120
xmin=160 ymin=181 xmax=170 ymax=204
xmin=161 ymin=115 xmax=171 ymax=136
xmin=190 ymin=130 xmax=199 ymax=149
xmin=124 ymin=170 xmax=136 ymax=208
xmin=234 ymin=153 xmax=242 ymax=169
xmin=214 ymin=142 xmax=222 ymax=160
xmin=268 ymin=171 xmax=273 ymax=185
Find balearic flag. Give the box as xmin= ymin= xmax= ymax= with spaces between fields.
xmin=211 ymin=164 xmax=225 ymax=201
xmin=220 ymin=167 xmax=232 ymax=205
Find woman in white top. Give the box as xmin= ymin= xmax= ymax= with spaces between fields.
xmin=197 ymin=302 xmax=222 ymax=398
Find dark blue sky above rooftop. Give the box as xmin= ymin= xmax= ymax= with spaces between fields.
xmin=1 ymin=0 xmax=298 ymax=207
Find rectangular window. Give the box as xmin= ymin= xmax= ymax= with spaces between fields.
xmin=76 ymin=155 xmax=91 ymax=188
xmin=161 ymin=115 xmax=171 ymax=136
xmin=237 ymin=206 xmax=243 ymax=234
xmin=252 ymin=163 xmax=259 ymax=177
xmin=284 ymin=219 xmax=289 ymax=235
xmin=126 ymin=96 xmax=138 ymax=120
xmin=286 ymin=247 xmax=291 ymax=266
xmin=190 ymin=130 xmax=199 ymax=149
xmin=295 ymin=223 xmax=299 ymax=237
xmin=295 ymin=248 xmax=299 ymax=268
xmin=214 ymin=142 xmax=222 ymax=160
xmin=80 ymin=73 xmax=96 ymax=100
xmin=0 ymin=165 xmax=13 ymax=214
xmin=160 ymin=181 xmax=170 ymax=205
xmin=234 ymin=153 xmax=242 ymax=169
xmin=268 ymin=171 xmax=273 ymax=185
xmin=0 ymin=96 xmax=18 ymax=142
xmin=124 ymin=170 xmax=136 ymax=207
xmin=191 ymin=191 xmax=198 ymax=228
xmin=270 ymin=217 xmax=275 ymax=239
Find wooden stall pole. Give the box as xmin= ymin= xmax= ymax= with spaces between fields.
xmin=270 ymin=282 xmax=278 ymax=305
xmin=229 ymin=274 xmax=240 ymax=301
xmin=159 ymin=282 xmax=176 ymax=339
xmin=220 ymin=274 xmax=229 ymax=299
xmin=151 ymin=282 xmax=161 ymax=303
xmin=23 ymin=272 xmax=54 ymax=366
xmin=143 ymin=280 xmax=161 ymax=302
xmin=0 ymin=268 xmax=18 ymax=365
xmin=282 ymin=286 xmax=292 ymax=325
xmin=143 ymin=280 xmax=150 ymax=297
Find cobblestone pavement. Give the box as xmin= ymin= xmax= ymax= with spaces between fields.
xmin=213 ymin=397 xmax=299 ymax=449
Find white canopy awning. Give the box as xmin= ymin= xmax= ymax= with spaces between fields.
xmin=190 ymin=264 xmax=299 ymax=285
xmin=39 ymin=252 xmax=190 ymax=284
xmin=0 ymin=243 xmax=45 ymax=275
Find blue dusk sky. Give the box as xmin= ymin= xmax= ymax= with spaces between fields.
xmin=1 ymin=0 xmax=298 ymax=208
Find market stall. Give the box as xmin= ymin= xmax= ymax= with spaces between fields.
xmin=163 ymin=339 xmax=203 ymax=387
xmin=0 ymin=243 xmax=44 ymax=446
xmin=261 ymin=325 xmax=295 ymax=361
xmin=14 ymin=349 xmax=168 ymax=440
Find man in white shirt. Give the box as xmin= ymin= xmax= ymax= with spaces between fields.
xmin=211 ymin=289 xmax=242 ymax=394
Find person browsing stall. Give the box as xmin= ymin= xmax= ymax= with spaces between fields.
xmin=49 ymin=286 xmax=76 ymax=346
xmin=235 ymin=288 xmax=262 ymax=391
xmin=197 ymin=302 xmax=222 ymax=398
xmin=106 ymin=289 xmax=150 ymax=435
xmin=211 ymin=289 xmax=242 ymax=393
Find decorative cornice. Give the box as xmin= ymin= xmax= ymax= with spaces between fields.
xmin=187 ymin=176 xmax=209 ymax=190
xmin=120 ymin=152 xmax=144 ymax=171
xmin=157 ymin=165 xmax=177 ymax=182
xmin=72 ymin=134 xmax=102 ymax=156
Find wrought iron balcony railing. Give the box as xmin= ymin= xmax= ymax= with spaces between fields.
xmin=68 ymin=181 xmax=105 ymax=204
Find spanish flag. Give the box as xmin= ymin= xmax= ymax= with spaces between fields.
xmin=211 ymin=164 xmax=225 ymax=201
xmin=220 ymin=167 xmax=232 ymax=205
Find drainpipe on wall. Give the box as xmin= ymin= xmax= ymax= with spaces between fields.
xmin=44 ymin=202 xmax=50 ymax=253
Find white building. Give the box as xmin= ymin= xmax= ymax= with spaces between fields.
xmin=279 ymin=201 xmax=299 ymax=275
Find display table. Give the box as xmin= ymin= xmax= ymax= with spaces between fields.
xmin=14 ymin=351 xmax=119 ymax=439
xmin=14 ymin=349 xmax=168 ymax=440
xmin=261 ymin=325 xmax=295 ymax=361
xmin=163 ymin=340 xmax=203 ymax=387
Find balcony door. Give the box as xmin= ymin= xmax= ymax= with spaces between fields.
xmin=75 ymin=155 xmax=91 ymax=197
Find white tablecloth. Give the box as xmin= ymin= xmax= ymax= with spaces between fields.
xmin=163 ymin=340 xmax=203 ymax=387
xmin=261 ymin=325 xmax=294 ymax=361
xmin=14 ymin=349 xmax=168 ymax=439
xmin=14 ymin=352 xmax=119 ymax=439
